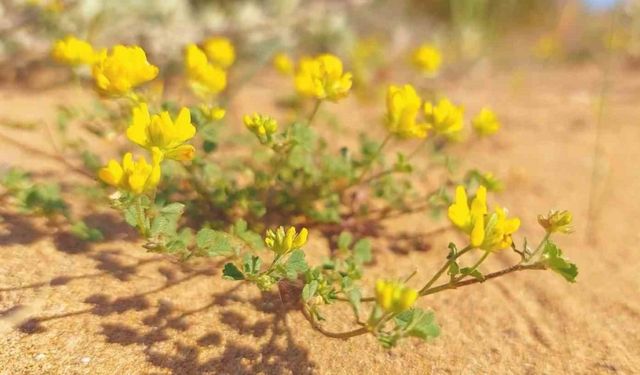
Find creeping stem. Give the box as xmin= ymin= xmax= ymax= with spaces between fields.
xmin=301 ymin=305 xmax=369 ymax=339
xmin=418 ymin=245 xmax=472 ymax=294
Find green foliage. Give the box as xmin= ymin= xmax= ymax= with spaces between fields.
xmin=541 ymin=241 xmax=578 ymax=283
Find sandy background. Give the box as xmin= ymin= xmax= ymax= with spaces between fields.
xmin=0 ymin=64 xmax=639 ymax=374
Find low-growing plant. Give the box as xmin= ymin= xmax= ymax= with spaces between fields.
xmin=1 ymin=35 xmax=578 ymax=349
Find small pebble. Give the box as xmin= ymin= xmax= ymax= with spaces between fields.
xmin=80 ymin=356 xmax=91 ymax=364
xmin=34 ymin=353 xmax=46 ymax=361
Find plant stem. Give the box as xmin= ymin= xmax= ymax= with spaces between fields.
xmin=301 ymin=305 xmax=369 ymax=339
xmin=418 ymin=245 xmax=472 ymax=294
xmin=135 ymin=195 xmax=147 ymax=237
xmin=307 ymin=99 xmax=322 ymax=126
xmin=420 ymin=263 xmax=547 ymax=297
xmin=354 ymin=134 xmax=393 ymax=184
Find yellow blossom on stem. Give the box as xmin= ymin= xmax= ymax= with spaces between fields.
xmin=538 ymin=210 xmax=573 ymax=234
xmin=294 ymin=54 xmax=352 ymax=102
xmin=448 ymin=185 xmax=520 ymax=251
xmin=126 ymin=103 xmax=196 ymax=161
xmin=472 ymin=107 xmax=500 ymax=136
xmin=202 ymin=37 xmax=235 ymax=69
xmin=184 ymin=44 xmax=227 ymax=98
xmin=244 ymin=113 xmax=278 ymax=143
xmin=424 ymin=98 xmax=464 ymax=141
xmin=264 ymin=226 xmax=308 ymax=255
xmin=384 ymin=84 xmax=429 ymax=139
xmin=98 ymin=150 xmax=162 ymax=195
xmin=51 ymin=36 xmax=98 ymax=66
xmin=375 ymin=280 xmax=418 ymax=314
xmin=92 ymin=45 xmax=159 ymax=96
xmin=412 ymin=43 xmax=442 ymax=76
xmin=273 ymin=53 xmax=294 ymax=75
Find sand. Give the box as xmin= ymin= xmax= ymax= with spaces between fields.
xmin=0 ymin=64 xmax=639 ymax=374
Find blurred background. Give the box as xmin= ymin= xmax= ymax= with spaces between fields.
xmin=0 ymin=0 xmax=633 ymax=88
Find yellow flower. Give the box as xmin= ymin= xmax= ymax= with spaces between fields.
xmin=385 ymin=84 xmax=429 ymax=139
xmin=264 ymin=226 xmax=309 ymax=255
xmin=184 ymin=44 xmax=227 ymax=98
xmin=199 ymin=105 xmax=226 ymax=121
xmin=92 ymin=45 xmax=158 ymax=96
xmin=244 ymin=113 xmax=278 ymax=144
xmin=412 ymin=43 xmax=442 ymax=76
xmin=294 ymin=54 xmax=352 ymax=102
xmin=448 ymin=185 xmax=487 ymax=247
xmin=202 ymin=37 xmax=235 ymax=69
xmin=375 ymin=280 xmax=418 ymax=314
xmin=126 ymin=103 xmax=196 ymax=161
xmin=273 ymin=53 xmax=294 ymax=75
xmin=448 ymin=185 xmax=520 ymax=251
xmin=98 ymin=150 xmax=162 ymax=194
xmin=538 ymin=210 xmax=573 ymax=234
xmin=51 ymin=36 xmax=98 ymax=66
xmin=424 ymin=98 xmax=464 ymax=140
xmin=472 ymin=107 xmax=500 ymax=136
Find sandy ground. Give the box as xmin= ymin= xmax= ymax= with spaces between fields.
xmin=0 ymin=64 xmax=639 ymax=375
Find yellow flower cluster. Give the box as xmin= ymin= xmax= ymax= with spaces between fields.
xmin=384 ymin=84 xmax=464 ymax=140
xmin=99 ymin=150 xmax=162 ymax=195
xmin=375 ymin=280 xmax=418 ymax=314
xmin=412 ymin=43 xmax=442 ymax=76
xmin=265 ymin=226 xmax=309 ymax=255
xmin=93 ymin=45 xmax=159 ymax=96
xmin=127 ymin=103 xmax=197 ymax=161
xmin=538 ymin=210 xmax=573 ymax=234
xmin=472 ymin=107 xmax=500 ymax=136
xmin=385 ymin=84 xmax=428 ymax=139
xmin=424 ymin=98 xmax=464 ymax=141
xmin=295 ymin=54 xmax=352 ymax=102
xmin=51 ymin=36 xmax=99 ymax=66
xmin=100 ymin=104 xmax=197 ymax=194
xmin=448 ymin=185 xmax=520 ymax=252
xmin=273 ymin=53 xmax=294 ymax=75
xmin=184 ymin=44 xmax=228 ymax=98
xmin=202 ymin=37 xmax=236 ymax=69
xmin=244 ymin=113 xmax=278 ymax=143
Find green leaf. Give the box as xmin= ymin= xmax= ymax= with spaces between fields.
xmin=284 ymin=249 xmax=309 ymax=279
xmin=196 ymin=228 xmax=233 ymax=257
xmin=395 ymin=308 xmax=440 ymax=341
xmin=448 ymin=261 xmax=460 ymax=277
xmin=541 ymin=241 xmax=578 ymax=283
xmin=222 ymin=263 xmax=245 ymax=280
xmin=69 ymin=221 xmax=104 ymax=242
xmin=353 ymin=239 xmax=372 ymax=264
xmin=232 ymin=219 xmax=264 ymax=250
xmin=243 ymin=255 xmax=262 ymax=275
xmin=302 ymin=280 xmax=318 ymax=302
xmin=460 ymin=267 xmax=484 ymax=281
xmin=337 ymin=231 xmax=353 ymax=250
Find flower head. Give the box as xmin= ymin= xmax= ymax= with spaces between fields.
xmin=92 ymin=45 xmax=158 ymax=96
xmin=472 ymin=107 xmax=500 ymax=136
xmin=51 ymin=36 xmax=98 ymax=66
xmin=375 ymin=280 xmax=418 ymax=314
xmin=273 ymin=53 xmax=294 ymax=75
xmin=385 ymin=84 xmax=429 ymax=139
xmin=538 ymin=210 xmax=573 ymax=234
xmin=184 ymin=44 xmax=227 ymax=98
xmin=126 ymin=103 xmax=196 ymax=161
xmin=98 ymin=150 xmax=162 ymax=194
xmin=264 ymin=226 xmax=308 ymax=255
xmin=448 ymin=185 xmax=520 ymax=251
xmin=424 ymin=98 xmax=464 ymax=141
xmin=412 ymin=43 xmax=442 ymax=76
xmin=202 ymin=37 xmax=235 ymax=69
xmin=244 ymin=113 xmax=278 ymax=144
xmin=294 ymin=54 xmax=352 ymax=102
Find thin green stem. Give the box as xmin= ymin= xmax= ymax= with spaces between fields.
xmin=354 ymin=133 xmax=393 ymax=185
xmin=418 ymin=245 xmax=472 ymax=294
xmin=307 ymin=99 xmax=322 ymax=126
xmin=420 ymin=263 xmax=547 ymax=297
xmin=135 ymin=195 xmax=147 ymax=237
